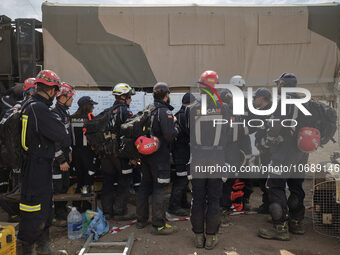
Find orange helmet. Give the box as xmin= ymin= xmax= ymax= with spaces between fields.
xmin=297 ymin=127 xmax=320 ymax=152
xmin=198 ymin=70 xmax=219 ymax=89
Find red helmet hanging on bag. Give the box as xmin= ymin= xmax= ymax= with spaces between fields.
xmin=198 ymin=70 xmax=219 ymax=89
xmin=34 ymin=70 xmax=61 ymax=89
xmin=56 ymin=82 xmax=75 ymax=98
xmin=135 ymin=136 xmax=160 ymax=155
xmin=297 ymin=127 xmax=320 ymax=152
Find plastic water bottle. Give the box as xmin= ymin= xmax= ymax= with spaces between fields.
xmin=67 ymin=207 xmax=82 ymax=240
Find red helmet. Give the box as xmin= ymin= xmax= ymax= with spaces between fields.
xmin=198 ymin=70 xmax=219 ymax=88
xmin=23 ymin=78 xmax=36 ymax=92
xmin=56 ymin=82 xmax=75 ymax=98
xmin=34 ymin=70 xmax=61 ymax=88
xmin=135 ymin=136 xmax=160 ymax=155
xmin=297 ymin=127 xmax=320 ymax=152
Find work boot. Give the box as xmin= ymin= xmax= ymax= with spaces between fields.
xmin=168 ymin=207 xmax=188 ymax=217
xmin=136 ymin=221 xmax=148 ymax=229
xmin=16 ymin=239 xmax=34 ymax=255
xmin=221 ymin=210 xmax=231 ymax=227
xmin=52 ymin=218 xmax=67 ymax=227
xmin=151 ymin=224 xmax=177 ymax=235
xmin=194 ymin=233 xmax=205 ymax=248
xmin=113 ymin=212 xmax=136 ymax=221
xmin=258 ymin=222 xmax=290 ymax=241
xmin=289 ymin=219 xmax=305 ymax=235
xmin=37 ymin=228 xmax=52 ymax=255
xmin=205 ymin=234 xmax=218 ymax=250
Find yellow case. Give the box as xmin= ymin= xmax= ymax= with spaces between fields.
xmin=0 ymin=225 xmax=16 ymax=255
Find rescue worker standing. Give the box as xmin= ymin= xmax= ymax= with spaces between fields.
xmin=71 ymin=96 xmax=98 ymax=194
xmin=101 ymin=83 xmax=135 ymax=220
xmin=258 ymin=73 xmax=308 ymax=241
xmin=188 ymin=71 xmax=230 ymax=249
xmin=23 ymin=78 xmax=36 ymax=100
xmin=169 ymin=92 xmax=195 ymax=216
xmin=252 ymin=88 xmax=273 ymax=214
xmin=51 ymin=82 xmax=75 ymax=227
xmin=136 ymin=82 xmax=178 ymax=235
xmin=17 ymin=70 xmax=68 ymax=255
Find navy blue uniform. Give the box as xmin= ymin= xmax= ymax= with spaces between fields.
xmin=169 ymin=105 xmax=190 ymax=212
xmin=187 ymin=97 xmax=230 ymax=235
xmin=265 ymin=94 xmax=308 ymax=224
xmin=101 ymin=101 xmax=133 ymax=217
xmin=136 ymin=100 xmax=178 ymax=227
xmin=51 ymin=102 xmax=72 ymax=220
xmin=71 ymin=113 xmax=96 ymax=192
xmin=18 ymin=94 xmax=68 ymax=244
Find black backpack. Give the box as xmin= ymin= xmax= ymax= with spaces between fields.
xmin=84 ymin=106 xmax=119 ymax=157
xmin=298 ymin=99 xmax=337 ymax=146
xmin=119 ymin=104 xmax=158 ymax=159
xmin=0 ymin=98 xmax=33 ymax=169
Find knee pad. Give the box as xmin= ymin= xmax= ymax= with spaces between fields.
xmin=269 ymin=202 xmax=283 ymax=221
xmin=287 ymin=194 xmax=300 ymax=211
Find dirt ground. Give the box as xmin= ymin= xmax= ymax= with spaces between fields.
xmin=1 ymin=142 xmax=340 ymax=255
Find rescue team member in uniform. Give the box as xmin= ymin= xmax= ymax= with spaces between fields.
xmin=71 ymin=96 xmax=98 ymax=194
xmin=17 ymin=70 xmax=68 ymax=255
xmin=101 ymin=83 xmax=135 ymax=220
xmin=187 ymin=71 xmax=230 ymax=249
xmin=252 ymin=88 xmax=273 ymax=214
xmin=51 ymin=82 xmax=75 ymax=227
xmin=168 ymin=92 xmax=195 ymax=216
xmin=136 ymin=82 xmax=179 ymax=235
xmin=258 ymin=73 xmax=308 ymax=241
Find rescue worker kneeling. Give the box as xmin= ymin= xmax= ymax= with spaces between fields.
xmin=136 ymin=82 xmax=179 ymax=235
xmin=51 ymin=82 xmax=75 ymax=227
xmin=17 ymin=70 xmax=68 ymax=255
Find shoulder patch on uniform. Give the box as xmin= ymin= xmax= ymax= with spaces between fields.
xmin=168 ymin=115 xmax=173 ymax=119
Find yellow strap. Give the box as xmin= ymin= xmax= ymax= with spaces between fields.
xmin=19 ymin=203 xmax=41 ymax=212
xmin=21 ymin=114 xmax=28 ymax=151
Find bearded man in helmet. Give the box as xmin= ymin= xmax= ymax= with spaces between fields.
xmin=136 ymin=82 xmax=179 ymax=235
xmin=101 ymin=83 xmax=136 ymax=221
xmin=17 ymin=70 xmax=68 ymax=255
xmin=258 ymin=73 xmax=309 ymax=241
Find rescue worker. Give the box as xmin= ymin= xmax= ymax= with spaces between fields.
xmin=51 ymin=82 xmax=75 ymax=227
xmin=71 ymin=96 xmax=98 ymax=194
xmin=136 ymin=82 xmax=178 ymax=235
xmin=252 ymin=88 xmax=273 ymax=214
xmin=101 ymin=83 xmax=135 ymax=220
xmin=187 ymin=71 xmax=230 ymax=249
xmin=0 ymin=84 xmax=23 ymax=119
xmin=230 ymin=75 xmax=246 ymax=92
xmin=258 ymin=73 xmax=308 ymax=241
xmin=23 ymin=78 xmax=36 ymax=99
xmin=17 ymin=70 xmax=68 ymax=254
xmin=168 ymin=92 xmax=195 ymax=216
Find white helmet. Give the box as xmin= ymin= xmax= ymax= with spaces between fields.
xmin=230 ymin=75 xmax=246 ymax=88
xmin=112 ymin=83 xmax=135 ymax=96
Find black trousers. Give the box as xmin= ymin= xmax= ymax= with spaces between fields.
xmin=191 ymin=178 xmax=222 ymax=235
xmin=220 ymin=179 xmax=233 ymax=210
xmin=169 ymin=164 xmax=189 ymax=210
xmin=267 ymin=153 xmax=308 ymax=223
xmin=136 ymin=158 xmax=170 ymax=227
xmin=73 ymin=147 xmax=95 ymax=192
xmin=101 ymin=155 xmax=131 ymax=215
xmin=53 ymin=165 xmax=70 ymax=219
